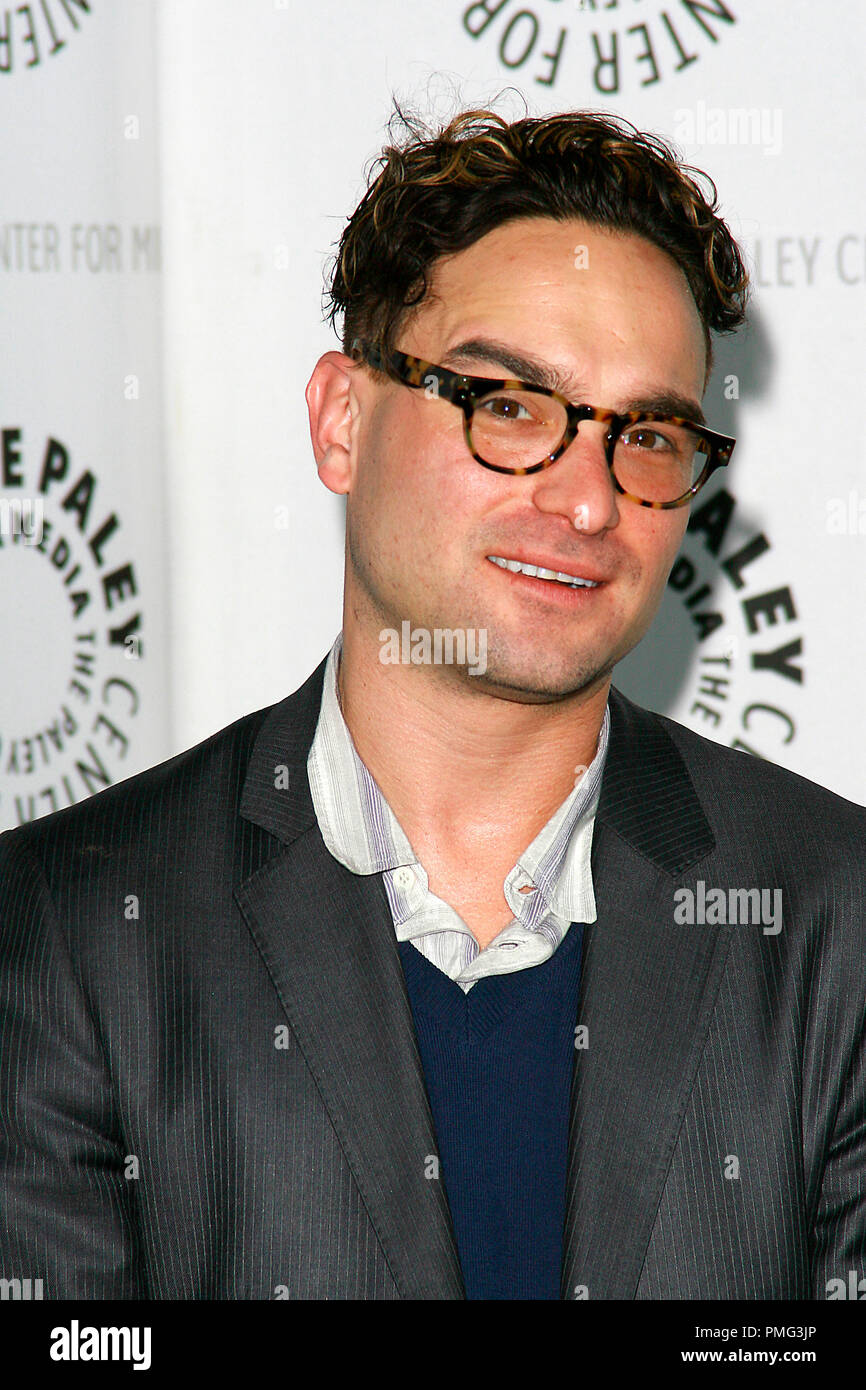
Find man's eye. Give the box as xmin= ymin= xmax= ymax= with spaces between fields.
xmin=621 ymin=426 xmax=674 ymax=452
xmin=478 ymin=395 xmax=533 ymax=421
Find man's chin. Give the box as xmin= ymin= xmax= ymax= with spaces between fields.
xmin=458 ymin=655 xmax=615 ymax=706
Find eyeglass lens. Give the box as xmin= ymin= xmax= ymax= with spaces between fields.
xmin=470 ymin=388 xmax=709 ymax=503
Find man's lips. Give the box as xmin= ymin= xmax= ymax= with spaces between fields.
xmin=485 ymin=553 xmax=608 ymax=589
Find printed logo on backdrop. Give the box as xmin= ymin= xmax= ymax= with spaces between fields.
xmin=0 ymin=0 xmax=93 ymax=74
xmin=616 ymin=485 xmax=805 ymax=765
xmin=459 ymin=0 xmax=737 ymax=93
xmin=0 ymin=222 xmax=160 ymax=274
xmin=0 ymin=427 xmax=146 ymax=831
xmin=743 ymin=234 xmax=866 ymax=290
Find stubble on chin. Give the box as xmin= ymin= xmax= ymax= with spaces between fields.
xmin=453 ymin=635 xmax=615 ymax=705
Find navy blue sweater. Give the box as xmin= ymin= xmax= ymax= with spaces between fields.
xmin=398 ymin=922 xmax=584 ymax=1300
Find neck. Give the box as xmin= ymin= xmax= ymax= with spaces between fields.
xmin=336 ymin=621 xmax=609 ymax=849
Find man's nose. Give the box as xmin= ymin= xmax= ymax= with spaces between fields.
xmin=528 ymin=423 xmax=620 ymax=533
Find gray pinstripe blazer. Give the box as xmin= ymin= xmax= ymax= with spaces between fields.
xmin=1 ymin=656 xmax=864 ymax=1299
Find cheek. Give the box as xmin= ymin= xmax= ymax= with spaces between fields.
xmin=656 ymin=524 xmax=688 ymax=600
xmin=364 ymin=400 xmax=491 ymax=538
xmin=351 ymin=411 xmax=464 ymax=566
xmin=633 ymin=512 xmax=688 ymax=596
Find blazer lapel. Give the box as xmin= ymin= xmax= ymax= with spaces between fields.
xmin=235 ymin=656 xmax=464 ymax=1300
xmin=561 ymin=687 xmax=734 ymax=1300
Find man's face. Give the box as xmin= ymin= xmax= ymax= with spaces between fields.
xmin=342 ymin=215 xmax=707 ymax=703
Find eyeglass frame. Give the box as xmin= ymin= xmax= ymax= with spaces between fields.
xmin=350 ymin=338 xmax=735 ymax=510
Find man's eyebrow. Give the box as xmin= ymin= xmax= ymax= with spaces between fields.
xmin=442 ymin=337 xmax=581 ymax=395
xmin=441 ymin=336 xmax=706 ymax=426
xmin=618 ymin=392 xmax=707 ymax=426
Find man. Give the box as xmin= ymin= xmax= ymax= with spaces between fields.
xmin=1 ymin=105 xmax=864 ymax=1302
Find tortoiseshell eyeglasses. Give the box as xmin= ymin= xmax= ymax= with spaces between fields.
xmin=351 ymin=339 xmax=735 ymax=510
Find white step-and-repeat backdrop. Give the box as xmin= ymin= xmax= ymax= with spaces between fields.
xmin=1 ymin=0 xmax=170 ymax=832
xmin=2 ymin=0 xmax=864 ymax=829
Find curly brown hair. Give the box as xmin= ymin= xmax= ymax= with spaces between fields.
xmin=325 ymin=100 xmax=749 ymax=380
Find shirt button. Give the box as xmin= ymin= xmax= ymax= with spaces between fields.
xmin=394 ymin=867 xmax=415 ymax=890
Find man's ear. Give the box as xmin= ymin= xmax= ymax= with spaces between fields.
xmin=305 ymin=351 xmax=362 ymax=495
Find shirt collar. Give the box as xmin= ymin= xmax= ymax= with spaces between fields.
xmin=307 ymin=632 xmax=609 ymax=923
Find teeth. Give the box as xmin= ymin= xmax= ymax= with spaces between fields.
xmin=487 ymin=555 xmax=598 ymax=588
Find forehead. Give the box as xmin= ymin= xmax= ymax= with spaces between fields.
xmin=402 ymin=216 xmax=706 ymax=389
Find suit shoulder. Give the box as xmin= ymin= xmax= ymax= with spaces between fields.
xmin=652 ymin=701 xmax=866 ymax=829
xmin=0 ymin=649 xmax=331 ymax=876
xmin=0 ymin=702 xmax=273 ymax=864
xmin=608 ymin=685 xmax=864 ymax=828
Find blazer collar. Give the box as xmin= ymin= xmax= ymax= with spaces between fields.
xmin=238 ymin=654 xmax=326 ymax=843
xmin=237 ymin=658 xmax=725 ymax=1299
